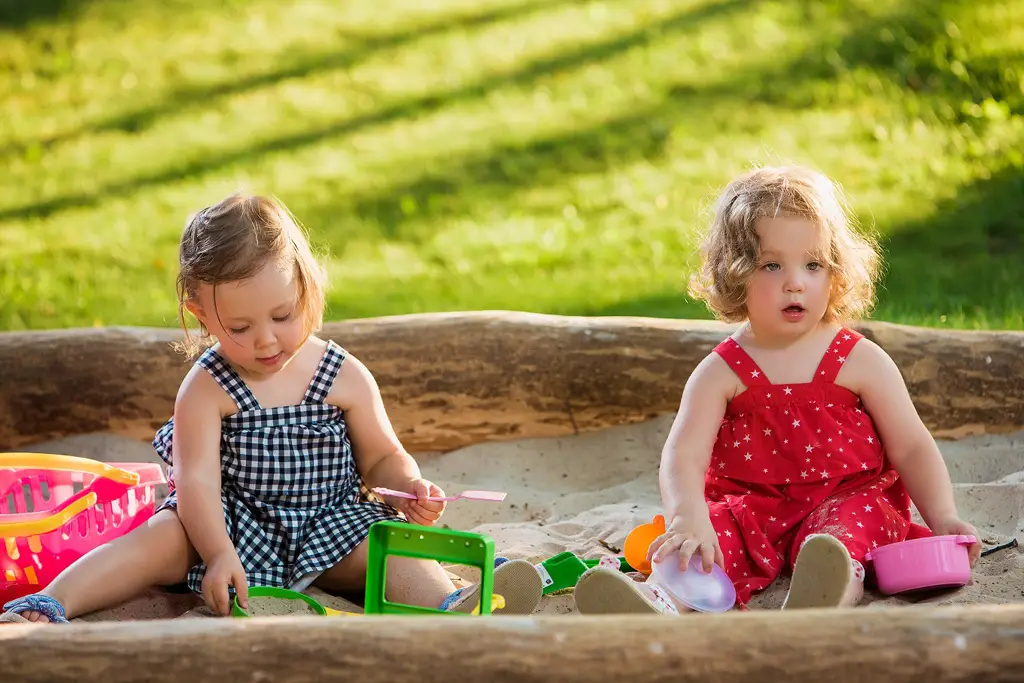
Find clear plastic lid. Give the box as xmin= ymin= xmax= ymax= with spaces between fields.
xmin=649 ymin=554 xmax=737 ymax=613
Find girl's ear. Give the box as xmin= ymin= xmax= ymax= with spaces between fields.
xmin=184 ymin=299 xmax=207 ymax=327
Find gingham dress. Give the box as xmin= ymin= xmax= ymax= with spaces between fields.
xmin=153 ymin=340 xmax=401 ymax=594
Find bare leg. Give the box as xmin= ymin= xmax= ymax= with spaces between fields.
xmin=314 ymin=537 xmax=457 ymax=609
xmin=11 ymin=509 xmax=199 ymax=622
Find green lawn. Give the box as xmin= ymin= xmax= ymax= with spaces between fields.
xmin=1 ymin=0 xmax=1022 ymax=331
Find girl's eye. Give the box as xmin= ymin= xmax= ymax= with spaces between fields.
xmin=229 ymin=326 xmax=249 ymax=334
xmin=762 ymin=262 xmax=780 ymax=271
xmin=807 ymin=261 xmax=822 ymax=271
xmin=273 ymin=312 xmax=292 ymax=323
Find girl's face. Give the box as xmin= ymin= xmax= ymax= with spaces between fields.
xmin=187 ymin=259 xmax=307 ymax=377
xmin=745 ymin=215 xmax=832 ymax=341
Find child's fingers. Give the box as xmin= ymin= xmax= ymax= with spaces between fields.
xmin=699 ymin=542 xmax=716 ymax=573
xmin=417 ymin=499 xmax=445 ymax=514
xmin=412 ymin=479 xmax=432 ymax=500
xmin=650 ymin=534 xmax=679 ymax=562
xmin=409 ymin=503 xmax=440 ymax=525
xmin=214 ymin=581 xmax=229 ymax=616
xmin=201 ymin=583 xmax=215 ymax=614
xmin=233 ymin=571 xmax=249 ymax=609
xmin=677 ymin=538 xmax=701 ymax=571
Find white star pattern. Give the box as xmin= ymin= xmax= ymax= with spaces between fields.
xmin=703 ymin=329 xmax=905 ymax=603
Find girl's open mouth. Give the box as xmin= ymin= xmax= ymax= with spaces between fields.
xmin=783 ymin=305 xmax=806 ymax=320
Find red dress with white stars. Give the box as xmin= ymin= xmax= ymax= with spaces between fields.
xmin=705 ymin=327 xmax=931 ymax=606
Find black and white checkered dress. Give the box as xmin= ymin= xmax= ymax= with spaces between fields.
xmin=153 ymin=340 xmax=401 ymax=594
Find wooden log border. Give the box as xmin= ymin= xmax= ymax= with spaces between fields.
xmin=2 ymin=605 xmax=1023 ymax=683
xmin=2 ymin=312 xmax=1022 ymax=453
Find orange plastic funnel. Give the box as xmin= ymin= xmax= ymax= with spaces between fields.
xmin=623 ymin=514 xmax=666 ymax=575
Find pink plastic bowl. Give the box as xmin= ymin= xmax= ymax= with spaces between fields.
xmin=865 ymin=534 xmax=975 ymax=595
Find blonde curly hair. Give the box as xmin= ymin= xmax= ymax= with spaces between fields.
xmin=689 ymin=165 xmax=880 ymax=324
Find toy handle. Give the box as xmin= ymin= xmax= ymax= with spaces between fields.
xmin=0 ymin=453 xmax=140 ymax=537
xmin=0 ymin=453 xmax=140 ymax=486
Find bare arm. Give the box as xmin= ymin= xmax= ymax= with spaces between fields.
xmin=171 ymin=369 xmax=235 ymax=563
xmin=331 ymin=354 xmax=446 ymax=525
xmin=660 ymin=353 xmax=732 ymax=521
xmin=649 ymin=352 xmax=733 ymax=571
xmin=845 ymin=340 xmax=959 ymax=529
xmin=333 ymin=354 xmax=423 ymax=490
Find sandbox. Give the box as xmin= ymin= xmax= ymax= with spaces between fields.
xmin=2 ymin=311 xmax=1023 ymax=682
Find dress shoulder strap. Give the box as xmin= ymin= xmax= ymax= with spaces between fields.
xmin=196 ymin=347 xmax=262 ymax=411
xmin=713 ymin=337 xmax=772 ymax=389
xmin=813 ymin=328 xmax=865 ymax=383
xmin=302 ymin=340 xmax=348 ymax=404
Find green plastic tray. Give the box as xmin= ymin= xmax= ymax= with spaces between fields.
xmin=364 ymin=520 xmax=495 ymax=616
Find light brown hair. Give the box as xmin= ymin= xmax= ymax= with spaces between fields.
xmin=689 ymin=165 xmax=880 ymax=323
xmin=174 ymin=193 xmax=327 ymax=357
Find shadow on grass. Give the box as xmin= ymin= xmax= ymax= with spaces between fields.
xmin=682 ymin=0 xmax=1022 ymax=121
xmin=581 ymin=166 xmax=1024 ymax=326
xmin=305 ymin=105 xmax=679 ymax=244
xmin=0 ymin=0 xmax=82 ymax=30
xmin=1 ymin=0 xmax=588 ymax=157
xmin=0 ymin=0 xmax=752 ymax=224
xmin=876 ymin=165 xmax=1024 ymax=325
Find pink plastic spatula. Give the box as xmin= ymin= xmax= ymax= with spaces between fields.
xmin=372 ymin=487 xmax=506 ymax=502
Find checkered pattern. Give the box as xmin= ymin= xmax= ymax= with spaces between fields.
xmin=153 ymin=341 xmax=400 ymax=594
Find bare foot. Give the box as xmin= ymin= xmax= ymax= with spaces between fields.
xmin=20 ymin=610 xmax=51 ymax=623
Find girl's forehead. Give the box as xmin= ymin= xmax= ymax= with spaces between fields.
xmin=200 ymin=263 xmax=298 ymax=311
xmin=755 ymin=215 xmax=827 ymax=251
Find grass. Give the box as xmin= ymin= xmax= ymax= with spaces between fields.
xmin=0 ymin=0 xmax=1022 ymax=331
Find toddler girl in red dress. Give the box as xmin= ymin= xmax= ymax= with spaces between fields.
xmin=575 ymin=165 xmax=980 ymax=613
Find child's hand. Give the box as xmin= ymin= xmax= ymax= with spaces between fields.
xmin=647 ymin=513 xmax=724 ymax=574
xmin=391 ymin=478 xmax=447 ymax=526
xmin=930 ymin=516 xmax=982 ymax=567
xmin=202 ymin=549 xmax=249 ymax=616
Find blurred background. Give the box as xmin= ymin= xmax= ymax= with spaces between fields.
xmin=0 ymin=0 xmax=1021 ymax=332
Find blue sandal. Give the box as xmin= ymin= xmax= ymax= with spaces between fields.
xmin=2 ymin=594 xmax=70 ymax=623
xmin=441 ymin=557 xmax=543 ymax=615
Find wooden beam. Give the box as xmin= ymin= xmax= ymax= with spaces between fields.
xmin=1 ymin=312 xmax=1022 ymax=453
xmin=2 ymin=605 xmax=1022 ymax=682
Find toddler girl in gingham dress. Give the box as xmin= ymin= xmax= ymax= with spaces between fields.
xmin=3 ymin=193 xmax=542 ymax=623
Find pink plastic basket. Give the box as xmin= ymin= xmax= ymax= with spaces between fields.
xmin=1 ymin=453 xmax=166 ymax=603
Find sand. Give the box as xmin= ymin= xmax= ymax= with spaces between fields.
xmin=9 ymin=417 xmax=1023 ymax=621
xmin=245 ymin=596 xmax=321 ymax=617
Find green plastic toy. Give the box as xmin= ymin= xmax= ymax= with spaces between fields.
xmin=231 ymin=586 xmax=328 ymax=617
xmin=536 ymin=551 xmax=634 ymax=594
xmin=364 ymin=520 xmax=495 ymax=616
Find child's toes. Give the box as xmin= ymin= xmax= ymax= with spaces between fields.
xmin=26 ymin=611 xmax=50 ymax=623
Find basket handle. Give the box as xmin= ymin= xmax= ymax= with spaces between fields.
xmin=0 ymin=453 xmax=140 ymax=486
xmin=0 ymin=453 xmax=141 ymax=537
